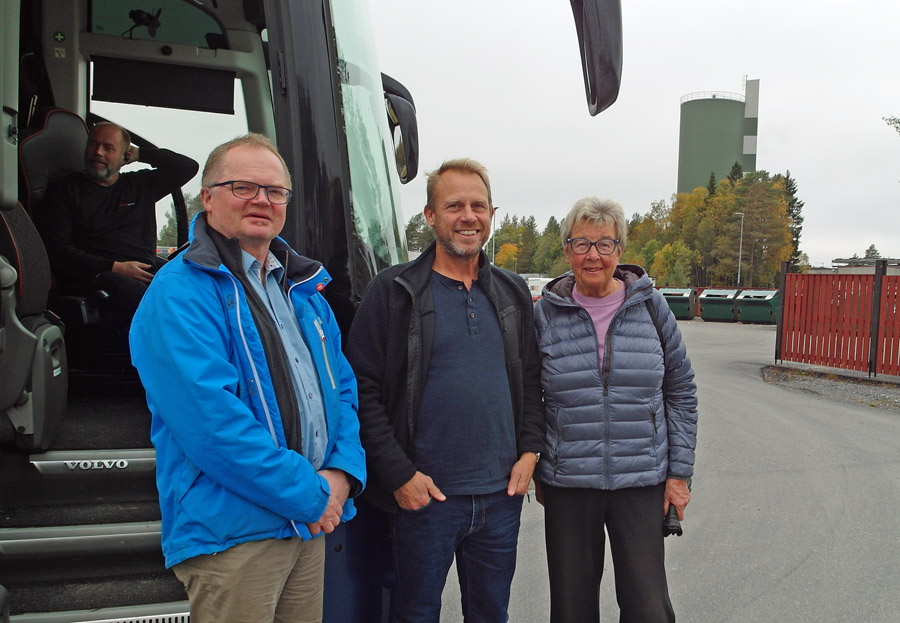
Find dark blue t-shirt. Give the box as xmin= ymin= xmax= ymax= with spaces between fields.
xmin=414 ymin=272 xmax=517 ymax=495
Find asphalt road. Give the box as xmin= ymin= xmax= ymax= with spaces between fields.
xmin=440 ymin=320 xmax=900 ymax=622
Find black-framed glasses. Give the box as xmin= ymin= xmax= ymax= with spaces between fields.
xmin=567 ymin=238 xmax=619 ymax=255
xmin=210 ymin=180 xmax=292 ymax=204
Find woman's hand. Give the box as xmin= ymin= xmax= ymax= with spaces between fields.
xmin=664 ymin=478 xmax=691 ymax=520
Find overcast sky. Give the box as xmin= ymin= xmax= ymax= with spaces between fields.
xmin=367 ymin=0 xmax=900 ymax=267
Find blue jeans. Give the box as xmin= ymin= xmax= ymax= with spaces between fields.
xmin=391 ymin=490 xmax=524 ymax=623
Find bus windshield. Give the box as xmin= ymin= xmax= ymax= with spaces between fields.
xmin=331 ymin=2 xmax=407 ymax=270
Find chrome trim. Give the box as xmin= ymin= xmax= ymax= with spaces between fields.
xmin=0 ymin=521 xmax=161 ymax=557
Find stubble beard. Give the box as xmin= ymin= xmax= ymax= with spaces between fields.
xmin=435 ymin=234 xmax=485 ymax=259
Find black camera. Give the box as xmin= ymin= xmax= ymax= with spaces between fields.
xmin=662 ymin=478 xmax=691 ymax=537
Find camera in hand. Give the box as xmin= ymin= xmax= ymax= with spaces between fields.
xmin=662 ymin=478 xmax=691 ymax=537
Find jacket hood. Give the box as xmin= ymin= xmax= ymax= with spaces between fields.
xmin=542 ymin=264 xmax=649 ymax=303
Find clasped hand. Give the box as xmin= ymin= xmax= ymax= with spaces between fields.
xmin=306 ymin=469 xmax=351 ymax=535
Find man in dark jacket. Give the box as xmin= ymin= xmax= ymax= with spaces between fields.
xmin=346 ymin=158 xmax=544 ymax=623
xmin=38 ymin=121 xmax=198 ymax=322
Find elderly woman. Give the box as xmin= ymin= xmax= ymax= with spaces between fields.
xmin=533 ymin=197 xmax=698 ymax=623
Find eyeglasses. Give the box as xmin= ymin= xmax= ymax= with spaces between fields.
xmin=567 ymin=238 xmax=619 ymax=255
xmin=210 ymin=180 xmax=292 ymax=204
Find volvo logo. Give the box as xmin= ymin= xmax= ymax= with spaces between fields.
xmin=64 ymin=459 xmax=129 ymax=470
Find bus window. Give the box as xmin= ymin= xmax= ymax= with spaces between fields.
xmin=90 ymin=0 xmax=226 ymax=49
xmin=89 ymin=74 xmax=249 ymax=242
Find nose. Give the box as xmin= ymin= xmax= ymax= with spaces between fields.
xmin=249 ymin=188 xmax=272 ymax=205
xmin=459 ymin=205 xmax=479 ymax=220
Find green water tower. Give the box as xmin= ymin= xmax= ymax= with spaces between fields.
xmin=677 ymin=78 xmax=759 ymax=194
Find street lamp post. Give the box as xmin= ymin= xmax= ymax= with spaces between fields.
xmin=491 ymin=205 xmax=501 ymax=264
xmin=734 ymin=212 xmax=745 ymax=287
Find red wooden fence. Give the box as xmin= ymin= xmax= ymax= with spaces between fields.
xmin=778 ymin=261 xmax=900 ymax=376
xmin=876 ymin=275 xmax=900 ymax=376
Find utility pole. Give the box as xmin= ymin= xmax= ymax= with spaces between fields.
xmin=734 ymin=212 xmax=745 ymax=287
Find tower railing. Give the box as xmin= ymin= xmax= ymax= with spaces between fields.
xmin=680 ymin=91 xmax=745 ymax=104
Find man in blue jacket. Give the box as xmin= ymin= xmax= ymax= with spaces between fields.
xmin=130 ymin=134 xmax=365 ymax=623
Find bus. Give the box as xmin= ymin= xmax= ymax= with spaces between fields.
xmin=0 ymin=0 xmax=621 ymax=620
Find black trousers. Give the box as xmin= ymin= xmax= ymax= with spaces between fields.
xmin=542 ymin=482 xmax=675 ymax=623
xmin=91 ymin=271 xmax=149 ymax=324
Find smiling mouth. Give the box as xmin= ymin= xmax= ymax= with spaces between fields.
xmin=457 ymin=230 xmax=478 ymax=236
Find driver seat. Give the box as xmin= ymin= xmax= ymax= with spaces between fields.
xmin=0 ymin=202 xmax=67 ymax=451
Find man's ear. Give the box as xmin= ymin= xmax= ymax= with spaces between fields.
xmin=423 ymin=205 xmax=434 ymax=226
xmin=200 ymin=187 xmax=214 ymax=213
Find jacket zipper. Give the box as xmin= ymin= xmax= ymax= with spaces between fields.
xmin=313 ymin=317 xmax=337 ymax=390
xmin=223 ymin=271 xmax=280 ymax=445
xmin=213 ymin=265 xmax=303 ymax=537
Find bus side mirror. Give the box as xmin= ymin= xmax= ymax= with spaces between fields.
xmin=382 ymin=74 xmax=419 ymax=184
xmin=571 ymin=0 xmax=623 ymax=116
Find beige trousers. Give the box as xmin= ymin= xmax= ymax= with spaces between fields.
xmin=174 ymin=536 xmax=326 ymax=623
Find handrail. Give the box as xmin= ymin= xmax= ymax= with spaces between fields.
xmin=680 ymin=91 xmax=745 ymax=104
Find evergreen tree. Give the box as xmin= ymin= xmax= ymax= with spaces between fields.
xmin=532 ymin=217 xmax=564 ymax=275
xmin=726 ymin=161 xmax=743 ymax=187
xmin=706 ymin=172 xmax=717 ymax=198
xmin=864 ymin=244 xmax=880 ymax=259
xmin=404 ymin=212 xmax=434 ymax=251
xmin=158 ymin=192 xmax=204 ymax=248
xmin=776 ymin=170 xmax=805 ymax=268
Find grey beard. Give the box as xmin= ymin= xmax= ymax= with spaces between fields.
xmin=85 ymin=166 xmax=115 ymax=182
xmin=436 ymin=236 xmax=483 ymax=259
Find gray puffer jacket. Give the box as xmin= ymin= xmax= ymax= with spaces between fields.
xmin=534 ymin=265 xmax=698 ymax=490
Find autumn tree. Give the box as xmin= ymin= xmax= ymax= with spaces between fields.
xmin=516 ymin=215 xmax=540 ymax=273
xmin=495 ymin=243 xmax=519 ymax=271
xmin=693 ymin=181 xmax=737 ymax=286
xmin=639 ymin=239 xmax=663 ymax=272
xmin=650 ymin=240 xmax=698 ymax=287
xmin=728 ymin=171 xmax=793 ymax=287
xmin=490 ymin=213 xmax=520 ymax=256
xmin=624 ymin=199 xmax=669 ymax=267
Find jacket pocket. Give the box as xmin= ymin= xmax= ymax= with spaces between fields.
xmin=177 ymin=460 xmax=202 ymax=504
xmin=498 ymin=305 xmax=522 ymax=362
xmin=649 ymin=398 xmax=663 ymax=454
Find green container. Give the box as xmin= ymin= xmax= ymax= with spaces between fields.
xmin=659 ymin=288 xmax=697 ymax=319
xmin=699 ymin=288 xmax=740 ymax=322
xmin=736 ymin=289 xmax=780 ymax=324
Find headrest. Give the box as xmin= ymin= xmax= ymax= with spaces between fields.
xmin=19 ymin=109 xmax=89 ymax=211
xmin=0 ymin=202 xmax=50 ymax=315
